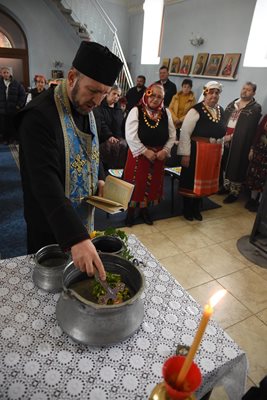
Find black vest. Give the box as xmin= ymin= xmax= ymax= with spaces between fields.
xmin=191 ymin=102 xmax=225 ymax=139
xmin=137 ymin=106 xmax=169 ymax=147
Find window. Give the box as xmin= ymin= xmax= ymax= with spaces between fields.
xmin=0 ymin=31 xmax=12 ymax=48
xmin=243 ymin=0 xmax=267 ymax=67
xmin=141 ymin=0 xmax=164 ymax=65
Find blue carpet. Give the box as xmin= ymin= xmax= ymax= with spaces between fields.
xmin=0 ymin=145 xmax=27 ymax=259
xmin=0 ymin=144 xmax=220 ymax=258
xmin=94 ymin=176 xmax=221 ymax=231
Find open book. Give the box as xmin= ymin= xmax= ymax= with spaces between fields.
xmin=85 ymin=175 xmax=135 ymax=214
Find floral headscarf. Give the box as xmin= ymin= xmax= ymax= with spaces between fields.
xmin=140 ymin=83 xmax=165 ymax=115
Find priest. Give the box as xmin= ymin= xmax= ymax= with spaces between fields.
xmin=18 ymin=41 xmax=123 ymax=279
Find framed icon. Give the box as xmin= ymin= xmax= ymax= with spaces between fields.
xmin=169 ymin=57 xmax=181 ymax=74
xmin=179 ymin=55 xmax=193 ymax=75
xmin=192 ymin=53 xmax=209 ymax=75
xmin=219 ymin=53 xmax=241 ymax=78
xmin=161 ymin=58 xmax=170 ymax=69
xmin=204 ymin=54 xmax=224 ymax=76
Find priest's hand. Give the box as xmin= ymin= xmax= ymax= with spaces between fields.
xmin=71 ymin=239 xmax=106 ymax=280
xmin=181 ymin=155 xmax=190 ymax=168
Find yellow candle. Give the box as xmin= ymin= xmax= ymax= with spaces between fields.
xmin=176 ymin=289 xmax=226 ymax=388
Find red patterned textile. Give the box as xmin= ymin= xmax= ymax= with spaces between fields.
xmin=194 ymin=141 xmax=222 ymax=196
xmin=123 ymin=149 xmax=165 ymax=207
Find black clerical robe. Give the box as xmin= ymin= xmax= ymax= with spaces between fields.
xmin=18 ymin=87 xmax=103 ymax=254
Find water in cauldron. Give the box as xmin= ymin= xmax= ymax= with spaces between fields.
xmin=69 ymin=277 xmax=135 ymax=304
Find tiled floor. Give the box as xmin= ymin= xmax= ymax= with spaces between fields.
xmin=122 ymin=194 xmax=267 ymax=399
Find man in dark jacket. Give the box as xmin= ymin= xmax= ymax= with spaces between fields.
xmin=0 ymin=67 xmax=25 ymax=143
xmin=156 ymin=66 xmax=177 ymax=107
xmin=125 ymin=75 xmax=146 ymax=111
xmin=18 ymin=41 xmax=123 ymax=278
xmin=94 ymin=85 xmax=127 ymax=170
xmin=220 ymin=82 xmax=262 ymax=203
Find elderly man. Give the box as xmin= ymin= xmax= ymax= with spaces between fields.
xmin=221 ymin=82 xmax=262 ymax=203
xmin=0 ymin=66 xmax=25 ymax=144
xmin=18 ymin=41 xmax=123 ymax=279
xmin=126 ymin=75 xmax=146 ymax=111
xmin=156 ymin=66 xmax=177 ymax=107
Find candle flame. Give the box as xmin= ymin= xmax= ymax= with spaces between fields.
xmin=209 ymin=289 xmax=227 ymax=308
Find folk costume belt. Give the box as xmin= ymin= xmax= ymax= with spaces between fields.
xmin=191 ymin=136 xmax=224 ymax=144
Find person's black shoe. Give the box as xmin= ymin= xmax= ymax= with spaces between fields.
xmin=193 ymin=212 xmax=203 ymax=221
xmin=125 ymin=213 xmax=134 ymax=227
xmin=245 ymin=198 xmax=258 ymax=210
xmin=184 ymin=212 xmax=194 ymax=221
xmin=248 ymin=200 xmax=259 ymax=212
xmin=125 ymin=207 xmax=135 ymax=227
xmin=140 ymin=208 xmax=153 ymax=225
xmin=217 ymin=187 xmax=230 ymax=195
xmin=223 ymin=194 xmax=238 ymax=204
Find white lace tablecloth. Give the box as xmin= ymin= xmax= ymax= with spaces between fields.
xmin=0 ymin=235 xmax=247 ymax=400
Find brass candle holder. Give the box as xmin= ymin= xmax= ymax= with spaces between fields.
xmin=149 ymin=381 xmax=196 ymax=400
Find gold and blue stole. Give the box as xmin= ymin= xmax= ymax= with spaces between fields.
xmin=54 ymin=80 xmax=99 ymax=232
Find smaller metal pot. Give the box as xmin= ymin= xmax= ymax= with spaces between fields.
xmin=92 ymin=235 xmax=124 ymax=255
xmin=33 ymin=244 xmax=70 ymax=293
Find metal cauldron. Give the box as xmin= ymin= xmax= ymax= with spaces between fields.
xmin=33 ymin=244 xmax=70 ymax=293
xmin=56 ymin=253 xmax=145 ymax=346
xmin=91 ymin=235 xmax=124 ymax=255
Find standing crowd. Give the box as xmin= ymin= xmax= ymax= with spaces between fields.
xmin=1 ymin=41 xmax=266 ymax=275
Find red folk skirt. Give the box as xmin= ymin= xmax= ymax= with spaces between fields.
xmin=123 ymin=149 xmax=165 ymax=208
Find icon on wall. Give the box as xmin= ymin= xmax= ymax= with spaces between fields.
xmin=192 ymin=53 xmax=209 ymax=75
xmin=169 ymin=57 xmax=181 ymax=74
xmin=219 ymin=53 xmax=241 ymax=78
xmin=179 ymin=55 xmax=193 ymax=75
xmin=161 ymin=58 xmax=171 ymax=69
xmin=51 ymin=70 xmax=64 ymax=79
xmin=204 ymin=54 xmax=224 ymax=76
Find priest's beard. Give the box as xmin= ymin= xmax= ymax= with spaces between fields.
xmin=71 ymin=79 xmax=90 ymax=115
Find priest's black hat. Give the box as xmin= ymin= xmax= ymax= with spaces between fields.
xmin=72 ymin=41 xmax=123 ymax=86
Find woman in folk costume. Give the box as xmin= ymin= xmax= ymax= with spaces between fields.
xmin=177 ymin=81 xmax=226 ymax=221
xmin=124 ymin=83 xmax=176 ymax=226
xmin=245 ymin=114 xmax=267 ymax=212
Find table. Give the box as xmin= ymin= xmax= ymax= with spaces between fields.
xmin=0 ymin=235 xmax=247 ymax=400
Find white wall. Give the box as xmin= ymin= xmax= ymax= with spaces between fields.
xmin=128 ymin=0 xmax=267 ymax=114
xmin=0 ymin=0 xmax=80 ymax=86
xmin=99 ymin=0 xmax=129 ymax=55
xmin=1 ymin=0 xmax=266 ymax=113
xmin=63 ymin=0 xmax=129 ymax=56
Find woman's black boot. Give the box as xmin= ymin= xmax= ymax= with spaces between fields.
xmin=125 ymin=207 xmax=135 ymax=227
xmin=193 ymin=198 xmax=203 ymax=221
xmin=140 ymin=207 xmax=153 ymax=225
xmin=183 ymin=197 xmax=194 ymax=221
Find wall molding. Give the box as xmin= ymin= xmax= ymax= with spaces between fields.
xmin=165 ymin=0 xmax=187 ymax=5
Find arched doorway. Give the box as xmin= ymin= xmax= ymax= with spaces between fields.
xmin=0 ymin=9 xmax=29 ymax=89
